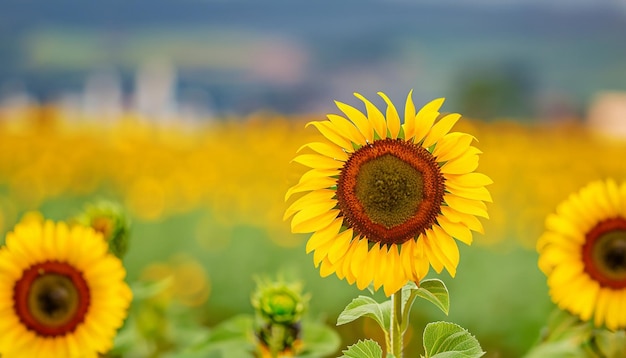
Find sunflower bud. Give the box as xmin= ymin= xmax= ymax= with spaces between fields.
xmin=252 ymin=279 xmax=309 ymax=357
xmin=73 ymin=200 xmax=131 ymax=259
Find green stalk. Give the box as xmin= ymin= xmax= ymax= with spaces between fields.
xmin=389 ymin=290 xmax=403 ymax=357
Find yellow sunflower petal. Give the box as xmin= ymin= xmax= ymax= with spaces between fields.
xmin=604 ymin=178 xmax=622 ymax=213
xmin=292 ymin=154 xmax=343 ymax=170
xmin=342 ymin=239 xmax=359 ymax=285
xmin=403 ymin=90 xmax=416 ymax=140
xmin=383 ymin=245 xmax=406 ymax=296
xmin=284 ymin=189 xmax=336 ymax=220
xmin=605 ymin=289 xmax=622 ymax=331
xmin=430 ymin=225 xmax=460 ymax=276
xmin=445 ymin=172 xmax=493 ymax=188
xmin=370 ymin=244 xmax=385 ymax=290
xmin=354 ymin=92 xmax=387 ymax=139
xmin=445 ymin=185 xmax=493 ymax=203
xmin=440 ymin=206 xmax=484 ymax=234
xmin=412 ymin=98 xmax=444 ymax=143
xmin=350 ymin=239 xmax=370 ymax=289
xmin=328 ymin=229 xmax=354 ymax=264
xmin=618 ymin=291 xmax=626 ymax=328
xmin=580 ymin=182 xmax=612 ymax=219
xmin=423 ymin=229 xmax=456 ymax=276
xmin=422 ymin=113 xmax=461 ymax=148
xmin=621 ymin=182 xmax=626 ymax=216
xmin=440 ymin=150 xmax=480 ymax=175
xmin=356 ymin=247 xmax=375 ymax=291
xmin=417 ymin=234 xmax=443 ymax=273
xmin=291 ymin=208 xmax=340 ymax=234
xmin=594 ymin=289 xmax=611 ymax=328
xmin=378 ymin=92 xmax=401 ymax=139
xmin=433 ymin=132 xmax=476 ymax=163
xmin=319 ymin=257 xmax=336 ymax=278
xmin=297 ymin=142 xmax=348 ymax=161
xmin=576 ymin=278 xmax=599 ymax=321
xmin=284 ymin=174 xmax=337 ymax=201
xmin=326 ymin=114 xmax=367 ymax=146
xmin=412 ymin=244 xmax=430 ymax=281
xmin=368 ymin=243 xmax=384 ymax=290
xmin=444 ymin=194 xmax=489 ymax=218
xmin=305 ymin=218 xmax=343 ymax=254
xmin=437 ymin=216 xmax=474 ymax=245
xmin=538 ymin=245 xmax=579 ymax=274
xmin=306 ymin=121 xmax=353 ymax=149
xmin=545 ymin=213 xmax=584 ymax=243
xmin=546 ymin=260 xmax=584 ymax=290
xmin=313 ymin=236 xmax=335 ymax=267
xmin=400 ymin=239 xmax=418 ymax=281
xmin=335 ymin=100 xmax=374 ymax=143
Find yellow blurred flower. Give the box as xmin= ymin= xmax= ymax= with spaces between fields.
xmin=140 ymin=254 xmax=211 ymax=307
xmin=285 ymin=91 xmax=491 ymax=296
xmin=537 ymin=179 xmax=626 ymax=330
xmin=0 ymin=220 xmax=132 ymax=357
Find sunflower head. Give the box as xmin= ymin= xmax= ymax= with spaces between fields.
xmin=0 ymin=219 xmax=133 ymax=357
xmin=538 ymin=179 xmax=626 ymax=331
xmin=285 ymin=91 xmax=491 ymax=296
xmin=73 ymin=200 xmax=131 ymax=258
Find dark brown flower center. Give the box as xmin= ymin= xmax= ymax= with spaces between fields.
xmin=336 ymin=138 xmax=445 ymax=245
xmin=582 ymin=217 xmax=626 ymax=289
xmin=13 ymin=261 xmax=91 ymax=336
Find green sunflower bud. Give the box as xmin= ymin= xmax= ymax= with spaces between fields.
xmin=73 ymin=200 xmax=131 ymax=259
xmin=252 ymin=278 xmax=309 ymax=357
xmin=252 ymin=279 xmax=308 ymax=325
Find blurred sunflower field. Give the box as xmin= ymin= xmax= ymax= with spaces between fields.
xmin=3 ymin=1 xmax=626 ymax=357
xmin=1 ymin=100 xmax=625 ymax=357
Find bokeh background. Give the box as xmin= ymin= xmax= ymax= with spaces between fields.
xmin=2 ymin=1 xmax=626 ymax=357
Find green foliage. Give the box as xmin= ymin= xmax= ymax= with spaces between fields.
xmin=401 ymin=280 xmax=449 ymax=334
xmin=593 ymin=330 xmax=626 ymax=358
xmin=525 ymin=308 xmax=626 ymax=358
xmin=523 ymin=308 xmax=590 ymax=357
xmin=408 ymin=279 xmax=450 ymax=316
xmin=422 ymin=321 xmax=484 ymax=358
xmin=340 ymin=339 xmax=383 ymax=358
xmin=337 ymin=296 xmax=391 ymax=330
xmin=184 ymin=315 xmax=255 ymax=358
xmin=298 ymin=319 xmax=343 ymax=358
xmin=185 ymin=314 xmax=340 ymax=358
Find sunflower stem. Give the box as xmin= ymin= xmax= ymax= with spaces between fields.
xmin=390 ymin=290 xmax=403 ymax=357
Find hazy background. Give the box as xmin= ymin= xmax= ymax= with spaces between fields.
xmin=2 ymin=0 xmax=626 ymax=120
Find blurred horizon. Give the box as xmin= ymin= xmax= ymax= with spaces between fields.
xmin=2 ymin=0 xmax=626 ymax=120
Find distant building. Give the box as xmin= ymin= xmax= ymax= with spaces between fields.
xmin=587 ymin=92 xmax=626 ymax=139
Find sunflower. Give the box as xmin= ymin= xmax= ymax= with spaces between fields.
xmin=538 ymin=179 xmax=626 ymax=331
xmin=0 ymin=220 xmax=132 ymax=357
xmin=284 ymin=91 xmax=491 ymax=296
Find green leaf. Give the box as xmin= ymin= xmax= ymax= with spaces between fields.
xmin=423 ymin=321 xmax=484 ymax=358
xmin=337 ymin=296 xmax=391 ymax=332
xmin=412 ymin=279 xmax=450 ymax=316
xmin=188 ymin=314 xmax=255 ymax=356
xmin=523 ymin=340 xmax=586 ymax=358
xmin=341 ymin=339 xmax=383 ymax=358
xmin=594 ymin=329 xmax=626 ymax=358
xmin=297 ymin=321 xmax=342 ymax=358
xmin=129 ymin=276 xmax=174 ymax=301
